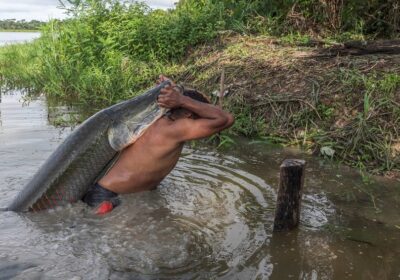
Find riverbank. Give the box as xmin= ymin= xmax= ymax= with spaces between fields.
xmin=1 ymin=34 xmax=399 ymax=178
xmin=165 ymin=35 xmax=400 ymax=178
xmin=0 ymin=0 xmax=399 ymax=178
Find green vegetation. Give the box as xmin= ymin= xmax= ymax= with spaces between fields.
xmin=1 ymin=0 xmax=228 ymax=102
xmin=0 ymin=0 xmax=399 ymax=175
xmin=0 ymin=19 xmax=45 ymax=31
xmin=171 ymin=35 xmax=400 ymax=175
xmin=325 ymin=71 xmax=400 ymax=173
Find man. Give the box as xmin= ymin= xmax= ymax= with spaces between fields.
xmin=83 ymin=76 xmax=235 ymax=214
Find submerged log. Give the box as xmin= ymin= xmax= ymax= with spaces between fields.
xmin=273 ymin=159 xmax=306 ymax=232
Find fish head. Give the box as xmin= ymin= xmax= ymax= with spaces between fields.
xmin=106 ymin=80 xmax=171 ymax=151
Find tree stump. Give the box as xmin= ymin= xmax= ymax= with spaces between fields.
xmin=273 ymin=159 xmax=306 ymax=232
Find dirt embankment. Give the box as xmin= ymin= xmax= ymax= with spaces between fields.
xmin=172 ymin=35 xmax=400 ymax=177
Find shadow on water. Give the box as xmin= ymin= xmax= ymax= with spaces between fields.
xmin=0 ymin=90 xmax=399 ymax=279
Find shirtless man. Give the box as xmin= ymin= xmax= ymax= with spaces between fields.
xmin=83 ymin=76 xmax=235 ymax=214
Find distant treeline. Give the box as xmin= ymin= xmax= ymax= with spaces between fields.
xmin=0 ymin=19 xmax=46 ymax=30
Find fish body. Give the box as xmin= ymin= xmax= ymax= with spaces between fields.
xmin=6 ymin=81 xmax=170 ymax=212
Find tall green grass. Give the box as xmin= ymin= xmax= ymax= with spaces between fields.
xmin=317 ymin=71 xmax=400 ymax=173
xmin=1 ymin=0 xmax=398 ymax=105
xmin=0 ymin=42 xmax=42 ymax=90
xmin=1 ymin=1 xmax=222 ymax=103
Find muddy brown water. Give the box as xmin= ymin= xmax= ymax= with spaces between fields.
xmin=0 ymin=90 xmax=399 ymax=280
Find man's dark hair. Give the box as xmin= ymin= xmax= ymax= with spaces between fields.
xmin=167 ymin=87 xmax=210 ymax=120
xmin=182 ymin=88 xmax=210 ymax=104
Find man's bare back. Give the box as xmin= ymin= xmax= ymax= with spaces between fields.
xmin=98 ymin=116 xmax=185 ymax=194
xmin=83 ymin=76 xmax=234 ymax=213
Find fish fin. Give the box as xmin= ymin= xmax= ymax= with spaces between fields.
xmin=108 ymin=122 xmax=136 ymax=151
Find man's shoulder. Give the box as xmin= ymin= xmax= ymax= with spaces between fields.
xmin=147 ymin=117 xmax=186 ymax=139
xmin=155 ymin=117 xmax=196 ymax=142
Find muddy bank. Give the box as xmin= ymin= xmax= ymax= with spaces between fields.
xmin=171 ymin=35 xmax=400 ymax=178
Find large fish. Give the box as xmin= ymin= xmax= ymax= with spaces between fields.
xmin=4 ymin=81 xmax=171 ymax=212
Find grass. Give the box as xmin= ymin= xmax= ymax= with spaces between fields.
xmin=170 ymin=35 xmax=400 ymax=177
xmin=1 ymin=32 xmax=398 ymax=176
xmin=0 ymin=42 xmax=42 ymax=90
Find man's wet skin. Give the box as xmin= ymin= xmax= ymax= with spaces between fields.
xmin=98 ymin=77 xmax=234 ymax=195
xmin=98 ymin=116 xmax=185 ymax=193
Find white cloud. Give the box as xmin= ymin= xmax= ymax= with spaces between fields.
xmin=0 ymin=0 xmax=176 ymax=21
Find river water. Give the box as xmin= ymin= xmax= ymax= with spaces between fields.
xmin=0 ymin=90 xmax=399 ymax=280
xmin=0 ymin=32 xmax=40 ymax=46
xmin=1 ymin=33 xmax=400 ymax=279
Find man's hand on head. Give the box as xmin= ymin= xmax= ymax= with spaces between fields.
xmin=155 ymin=74 xmax=235 ymax=141
xmin=157 ymin=85 xmax=184 ymax=109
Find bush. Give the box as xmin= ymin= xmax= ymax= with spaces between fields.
xmin=1 ymin=0 xmax=398 ymax=104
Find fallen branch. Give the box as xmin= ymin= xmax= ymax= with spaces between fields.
xmin=219 ymin=67 xmax=225 ymax=108
xmin=308 ymin=40 xmax=400 ymax=57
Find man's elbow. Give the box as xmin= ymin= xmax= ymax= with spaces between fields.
xmin=217 ymin=113 xmax=234 ymax=130
xmin=225 ymin=113 xmax=235 ymax=128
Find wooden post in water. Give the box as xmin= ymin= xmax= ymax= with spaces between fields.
xmin=273 ymin=159 xmax=306 ymax=232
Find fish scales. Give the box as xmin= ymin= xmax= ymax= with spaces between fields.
xmin=32 ymin=134 xmax=116 ymax=210
xmin=9 ymin=111 xmax=113 ymax=211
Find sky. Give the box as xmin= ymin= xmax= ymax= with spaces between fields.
xmin=0 ymin=0 xmax=176 ymax=21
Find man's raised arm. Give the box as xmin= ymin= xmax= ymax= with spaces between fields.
xmin=157 ymin=85 xmax=235 ymax=141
